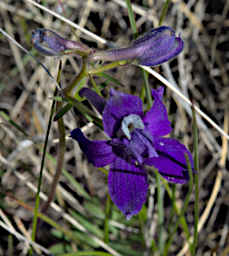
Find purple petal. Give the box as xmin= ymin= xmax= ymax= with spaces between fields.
xmin=103 ymin=93 xmax=143 ymax=138
xmin=143 ymin=87 xmax=171 ymax=137
xmin=139 ymin=38 xmax=183 ymax=66
xmin=124 ymin=129 xmax=158 ymax=164
xmin=132 ymin=26 xmax=183 ymax=66
xmin=145 ymin=137 xmax=194 ymax=184
xmin=70 ymin=128 xmax=115 ymax=167
xmin=79 ymin=88 xmax=106 ymax=114
xmin=108 ymin=157 xmax=148 ymax=219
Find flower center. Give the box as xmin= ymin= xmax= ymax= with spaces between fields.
xmin=121 ymin=114 xmax=144 ymax=140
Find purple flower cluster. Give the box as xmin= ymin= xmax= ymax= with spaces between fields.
xmin=71 ymin=87 xmax=194 ymax=219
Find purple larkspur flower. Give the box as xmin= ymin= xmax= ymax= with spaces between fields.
xmin=90 ymin=26 xmax=184 ymax=66
xmin=70 ymin=87 xmax=194 ymax=219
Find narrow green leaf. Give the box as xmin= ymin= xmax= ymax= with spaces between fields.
xmin=60 ymin=251 xmax=112 ymax=256
xmin=54 ymin=103 xmax=73 ymax=121
xmin=192 ymin=104 xmax=199 ymax=255
xmin=159 ymin=0 xmax=171 ymax=26
xmin=104 ymin=194 xmax=111 ymax=243
xmin=125 ymin=0 xmax=137 ymax=36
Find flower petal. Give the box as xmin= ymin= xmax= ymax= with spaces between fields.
xmin=70 ymin=128 xmax=115 ymax=167
xmin=108 ymin=157 xmax=148 ymax=219
xmin=143 ymin=87 xmax=171 ymax=137
xmin=145 ymin=138 xmax=194 ymax=184
xmin=79 ymin=88 xmax=106 ymax=114
xmin=133 ymin=26 xmax=184 ymax=66
xmin=103 ymin=93 xmax=143 ymax=138
xmin=125 ymin=129 xmax=158 ymax=164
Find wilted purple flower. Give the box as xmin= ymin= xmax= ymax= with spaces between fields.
xmin=71 ymin=87 xmax=194 ymax=219
xmin=90 ymin=26 xmax=183 ymax=66
xmin=32 ymin=28 xmax=92 ymax=56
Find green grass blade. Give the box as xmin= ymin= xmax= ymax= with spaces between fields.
xmin=159 ymin=0 xmax=171 ymax=26
xmin=54 ymin=103 xmax=73 ymax=121
xmin=60 ymin=252 xmax=112 ymax=256
xmin=192 ymin=105 xmax=199 ymax=255
xmin=155 ymin=171 xmax=165 ymax=255
xmin=125 ymin=0 xmax=137 ymax=36
xmin=104 ymin=194 xmax=111 ymax=243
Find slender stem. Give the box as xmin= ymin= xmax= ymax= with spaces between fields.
xmin=155 ymin=171 xmax=165 ymax=255
xmin=167 ymin=184 xmax=176 ymax=235
xmin=41 ymin=69 xmax=66 ymax=213
xmin=89 ymin=74 xmax=102 ymax=96
xmin=104 ymin=195 xmax=111 ymax=243
xmin=88 ymin=60 xmax=127 ymax=75
xmin=192 ymin=105 xmax=199 ymax=255
xmin=31 ymin=70 xmax=59 ymax=244
xmin=159 ymin=0 xmax=171 ymax=26
xmin=142 ymin=69 xmax=153 ymax=109
xmin=125 ymin=0 xmax=137 ymax=36
xmin=63 ymin=56 xmax=88 ymax=95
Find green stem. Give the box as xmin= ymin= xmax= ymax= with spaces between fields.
xmin=159 ymin=0 xmax=171 ymax=26
xmin=63 ymin=57 xmax=88 ymax=95
xmin=125 ymin=0 xmax=137 ymax=36
xmin=142 ymin=69 xmax=153 ymax=109
xmin=155 ymin=172 xmax=165 ymax=255
xmin=192 ymin=105 xmax=199 ymax=255
xmin=31 ymin=71 xmax=59 ymax=244
xmin=88 ymin=60 xmax=127 ymax=75
xmin=41 ymin=61 xmax=66 ymax=213
xmin=89 ymin=73 xmax=102 ymax=96
xmin=104 ymin=194 xmax=111 ymax=243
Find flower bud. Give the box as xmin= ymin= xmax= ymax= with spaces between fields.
xmin=90 ymin=26 xmax=183 ymax=66
xmin=32 ymin=28 xmax=92 ymax=56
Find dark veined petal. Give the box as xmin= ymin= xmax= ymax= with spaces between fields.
xmin=103 ymin=93 xmax=143 ymax=138
xmin=79 ymin=88 xmax=106 ymax=114
xmin=70 ymin=128 xmax=115 ymax=167
xmin=133 ymin=26 xmax=184 ymax=66
xmin=145 ymin=137 xmax=194 ymax=184
xmin=143 ymin=87 xmax=171 ymax=137
xmin=108 ymin=157 xmax=148 ymax=219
